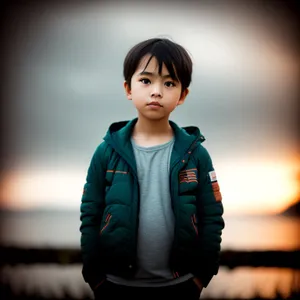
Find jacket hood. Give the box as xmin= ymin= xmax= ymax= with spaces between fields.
xmin=103 ymin=118 xmax=205 ymax=171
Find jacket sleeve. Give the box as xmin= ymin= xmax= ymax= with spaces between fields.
xmin=194 ymin=145 xmax=225 ymax=287
xmin=79 ymin=142 xmax=108 ymax=290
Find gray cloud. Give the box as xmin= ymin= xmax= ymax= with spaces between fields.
xmin=1 ymin=0 xmax=299 ymax=173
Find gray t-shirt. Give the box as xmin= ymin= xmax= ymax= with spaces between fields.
xmin=107 ymin=138 xmax=192 ymax=287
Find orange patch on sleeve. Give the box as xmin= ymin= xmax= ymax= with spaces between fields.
xmin=212 ymin=182 xmax=222 ymax=202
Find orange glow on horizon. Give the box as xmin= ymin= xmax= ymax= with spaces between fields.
xmin=0 ymin=168 xmax=86 ymax=210
xmin=217 ymin=159 xmax=299 ymax=215
xmin=0 ymin=158 xmax=299 ymax=215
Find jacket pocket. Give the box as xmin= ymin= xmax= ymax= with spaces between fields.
xmin=100 ymin=213 xmax=112 ymax=235
xmin=191 ymin=214 xmax=198 ymax=236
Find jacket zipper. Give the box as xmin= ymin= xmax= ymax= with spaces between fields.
xmin=100 ymin=213 xmax=112 ymax=234
xmin=170 ymin=137 xmax=201 ymax=278
xmin=134 ymin=174 xmax=140 ymax=271
xmin=105 ymin=141 xmax=139 ymax=270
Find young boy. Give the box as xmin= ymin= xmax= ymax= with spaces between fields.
xmin=80 ymin=38 xmax=225 ymax=300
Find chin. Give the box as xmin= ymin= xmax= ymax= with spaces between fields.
xmin=139 ymin=112 xmax=168 ymax=121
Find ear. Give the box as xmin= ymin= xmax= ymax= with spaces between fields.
xmin=124 ymin=81 xmax=132 ymax=100
xmin=177 ymin=88 xmax=189 ymax=106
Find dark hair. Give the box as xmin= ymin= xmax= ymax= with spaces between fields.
xmin=123 ymin=38 xmax=193 ymax=93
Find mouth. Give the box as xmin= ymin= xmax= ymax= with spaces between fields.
xmin=147 ymin=102 xmax=162 ymax=107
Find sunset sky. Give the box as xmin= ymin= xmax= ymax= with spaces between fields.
xmin=0 ymin=0 xmax=299 ymax=216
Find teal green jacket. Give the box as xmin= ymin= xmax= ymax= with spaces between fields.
xmin=80 ymin=118 xmax=224 ymax=290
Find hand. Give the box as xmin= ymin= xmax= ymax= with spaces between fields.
xmin=193 ymin=277 xmax=203 ymax=291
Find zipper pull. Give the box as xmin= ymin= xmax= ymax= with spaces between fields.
xmin=173 ymin=271 xmax=180 ymax=278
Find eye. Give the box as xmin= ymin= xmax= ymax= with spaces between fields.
xmin=165 ymin=81 xmax=176 ymax=87
xmin=140 ymin=78 xmax=151 ymax=84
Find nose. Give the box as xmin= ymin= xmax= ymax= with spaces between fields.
xmin=151 ymin=83 xmax=162 ymax=98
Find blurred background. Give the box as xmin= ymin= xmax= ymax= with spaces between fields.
xmin=0 ymin=0 xmax=299 ymax=299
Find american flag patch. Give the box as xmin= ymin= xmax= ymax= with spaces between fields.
xmin=179 ymin=168 xmax=198 ymax=183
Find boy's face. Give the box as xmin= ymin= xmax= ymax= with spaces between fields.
xmin=124 ymin=55 xmax=188 ymax=121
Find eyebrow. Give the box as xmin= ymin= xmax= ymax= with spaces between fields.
xmin=138 ymin=71 xmax=173 ymax=79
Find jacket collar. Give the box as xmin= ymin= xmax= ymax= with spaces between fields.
xmin=104 ymin=118 xmax=205 ymax=172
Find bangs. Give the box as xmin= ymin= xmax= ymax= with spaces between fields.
xmin=142 ymin=48 xmax=179 ymax=81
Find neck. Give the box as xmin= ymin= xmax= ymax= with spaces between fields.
xmin=133 ymin=116 xmax=173 ymax=138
